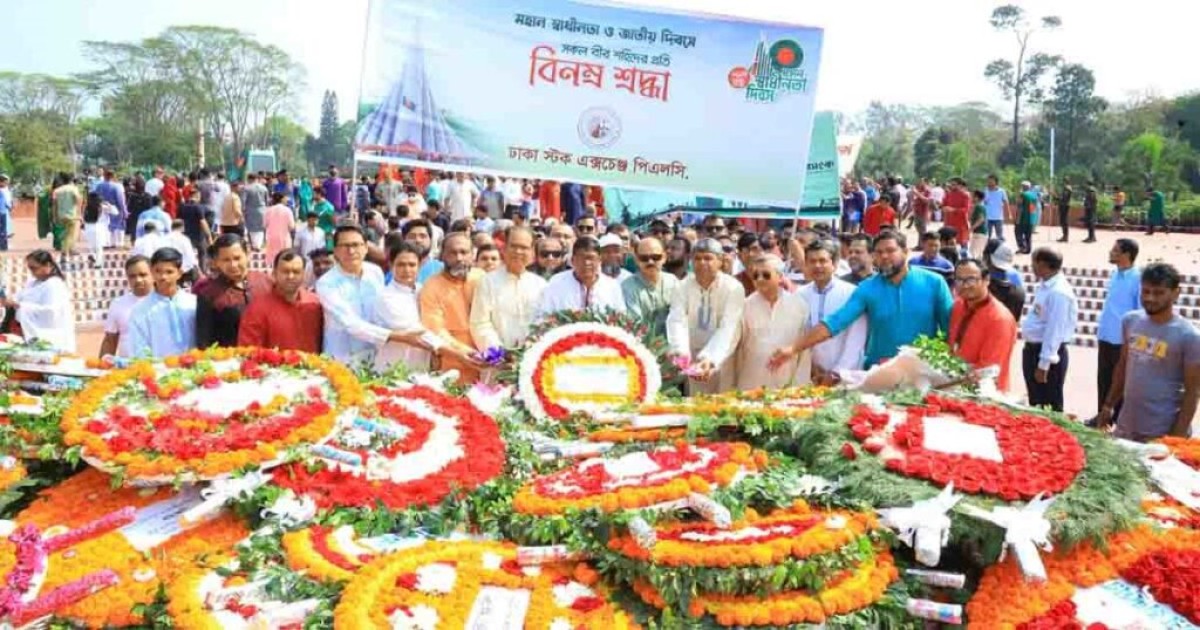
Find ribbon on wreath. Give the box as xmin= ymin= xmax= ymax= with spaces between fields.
xmin=960 ymin=493 xmax=1056 ymax=581
xmin=876 ymin=484 xmax=960 ymax=567
xmin=181 ymin=471 xmax=270 ymax=526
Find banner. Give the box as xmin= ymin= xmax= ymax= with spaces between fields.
xmin=614 ymin=111 xmax=840 ymax=223
xmin=355 ymin=0 xmax=824 ymax=206
xmin=837 ymin=135 xmax=863 ymax=177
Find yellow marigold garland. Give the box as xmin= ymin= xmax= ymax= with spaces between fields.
xmin=965 ymin=525 xmax=1200 ymax=627
xmin=631 ymin=550 xmax=898 ymax=627
xmin=512 ymin=442 xmax=767 ymax=517
xmin=60 ymin=347 xmax=363 ymax=481
xmin=0 ymin=457 xmax=27 ymax=492
xmin=15 ymin=469 xmax=250 ymax=627
xmin=165 ymin=554 xmax=238 ymax=630
xmin=635 ymin=386 xmax=829 ymax=422
xmin=586 ymin=426 xmax=688 ymax=444
xmin=334 ymin=540 xmax=636 ymax=629
xmin=282 ymin=526 xmax=375 ymax=583
xmin=608 ymin=502 xmax=877 ymax=568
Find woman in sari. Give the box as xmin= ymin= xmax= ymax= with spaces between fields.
xmin=161 ymin=176 xmax=181 ymax=218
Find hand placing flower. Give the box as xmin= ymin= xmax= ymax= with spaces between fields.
xmin=472 ymin=346 xmax=507 ymax=368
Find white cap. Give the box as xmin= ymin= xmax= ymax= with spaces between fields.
xmin=598 ymin=233 xmax=624 ymax=249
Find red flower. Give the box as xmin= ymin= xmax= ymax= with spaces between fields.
xmin=570 ymin=596 xmax=606 ymax=613
xmin=840 ymin=442 xmax=857 ymax=460
xmin=394 ymin=572 xmax=419 ymax=590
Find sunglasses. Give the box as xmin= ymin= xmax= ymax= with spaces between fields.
xmin=539 ymin=250 xmax=565 ymax=258
xmin=722 ymin=245 xmax=736 ymax=253
xmin=638 ymin=254 xmax=664 ymax=263
xmin=752 ymin=271 xmax=774 ymax=281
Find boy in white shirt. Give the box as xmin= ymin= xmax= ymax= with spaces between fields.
xmin=165 ymin=219 xmax=199 ymax=281
xmin=294 ymin=211 xmax=327 ymax=257
xmin=99 ymin=255 xmax=153 ymax=358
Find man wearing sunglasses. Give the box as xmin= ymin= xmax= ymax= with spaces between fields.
xmin=530 ymin=236 xmax=568 ymax=280
xmin=737 ymin=254 xmax=812 ymax=390
xmin=666 ymin=238 xmax=745 ymax=394
xmin=734 ymin=232 xmax=794 ymax=296
xmin=575 ymin=215 xmax=599 ymax=238
xmin=701 ymin=214 xmax=727 ymax=238
xmin=622 ymin=236 xmax=680 ymax=335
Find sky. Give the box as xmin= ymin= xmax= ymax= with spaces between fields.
xmin=5 ymin=0 xmax=1196 ymax=133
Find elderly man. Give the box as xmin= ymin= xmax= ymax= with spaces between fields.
xmin=734 ymin=232 xmax=793 ymax=295
xmin=667 ymin=238 xmax=746 ymax=394
xmin=531 ymin=236 xmax=568 ymax=279
xmin=599 ymin=233 xmax=633 ymax=281
xmin=622 ymin=236 xmax=679 ymax=335
xmin=549 ymin=223 xmax=576 ymax=253
xmin=537 ymin=236 xmax=626 ymax=317
xmin=471 ymin=226 xmax=547 ymax=351
xmin=421 ymin=232 xmax=486 ymax=384
xmin=737 ymin=255 xmax=812 ymax=390
xmin=797 ymin=239 xmax=867 ymax=384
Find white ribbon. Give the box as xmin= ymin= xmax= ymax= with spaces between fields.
xmin=259 ymin=490 xmax=317 ymax=529
xmin=960 ymin=493 xmax=1055 ymax=581
xmin=182 ymin=471 xmax=269 ymax=525
xmin=877 ymin=484 xmax=960 ymax=567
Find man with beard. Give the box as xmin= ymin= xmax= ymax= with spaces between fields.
xmin=840 ymin=233 xmax=875 ymax=285
xmin=770 ymin=231 xmax=952 ymax=371
xmin=1098 ymin=263 xmax=1200 ymax=441
xmin=664 ymin=237 xmax=690 ymax=279
xmin=530 ymin=236 xmax=568 ymax=279
xmin=403 ymin=219 xmax=444 ymax=283
xmin=598 ymin=233 xmax=632 ymax=281
xmin=421 ymin=232 xmax=486 ymax=383
xmin=667 ymin=238 xmax=745 ymax=394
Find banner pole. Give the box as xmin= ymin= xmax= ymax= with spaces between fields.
xmin=348 ymin=0 xmax=374 ymax=222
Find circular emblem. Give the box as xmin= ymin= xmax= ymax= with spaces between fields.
xmin=727 ymin=66 xmax=751 ymax=89
xmin=577 ymin=107 xmax=622 ymax=149
xmin=769 ymin=39 xmax=804 ymax=69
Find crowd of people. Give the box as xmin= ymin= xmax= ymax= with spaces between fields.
xmin=1 ymin=166 xmax=1196 ymax=443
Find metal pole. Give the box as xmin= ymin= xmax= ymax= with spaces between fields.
xmin=1049 ymin=127 xmax=1055 ymax=182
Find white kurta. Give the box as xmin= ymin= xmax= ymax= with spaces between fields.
xmin=797 ymin=279 xmax=868 ymax=374
xmin=536 ymin=270 xmax=626 ymax=319
xmin=372 ymin=282 xmax=445 ymax=373
xmin=737 ymin=291 xmax=812 ymax=390
xmin=470 ymin=268 xmax=547 ymax=350
xmin=666 ymin=273 xmax=745 ymax=394
xmin=15 ymin=277 xmax=76 ymax=353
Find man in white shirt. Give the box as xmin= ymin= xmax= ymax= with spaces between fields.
xmin=666 ymin=238 xmax=746 ymax=394
xmin=598 ymin=233 xmax=633 ymax=282
xmin=99 ymin=255 xmax=153 ymax=358
xmin=501 ymin=177 xmax=525 ymax=218
xmin=294 ymin=211 xmax=327 ymax=258
xmin=737 ymin=255 xmax=812 ymax=390
xmin=145 ymin=167 xmax=165 ymax=199
xmin=445 ymin=172 xmax=480 ymax=222
xmin=471 ymin=226 xmax=546 ymax=350
xmin=131 ymin=221 xmax=170 ymax=260
xmin=797 ymin=239 xmax=867 ymax=384
xmin=165 ymin=220 xmax=199 ymax=277
xmin=537 ymin=236 xmax=626 ymax=318
xmin=1020 ymin=247 xmax=1079 ymax=411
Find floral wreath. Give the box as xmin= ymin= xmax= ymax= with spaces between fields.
xmin=12 ymin=469 xmax=249 ymax=627
xmin=168 ymin=556 xmax=319 ymax=630
xmin=1158 ymin=436 xmax=1200 ymax=470
xmin=791 ymin=393 xmax=1145 ymax=553
xmin=271 ymin=384 xmax=505 ymax=512
xmin=281 ymin=525 xmax=418 ymax=584
xmin=517 ymin=321 xmax=663 ymax=422
xmin=513 ymin=441 xmax=764 ymax=518
xmin=598 ymin=502 xmax=890 ymax=615
xmin=333 ymin=540 xmax=636 ymax=629
xmin=630 ymin=550 xmax=898 ymax=627
xmin=61 ymin=347 xmax=362 ymax=484
xmin=0 ymin=457 xmax=27 ymax=494
xmin=844 ymin=395 xmax=1086 ymax=501
xmin=967 ymin=525 xmax=1200 ymax=627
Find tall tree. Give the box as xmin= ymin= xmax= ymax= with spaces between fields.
xmin=1043 ymin=63 xmax=1107 ymax=168
xmin=984 ymin=5 xmax=1062 ymax=152
xmin=314 ymin=90 xmax=339 ymax=168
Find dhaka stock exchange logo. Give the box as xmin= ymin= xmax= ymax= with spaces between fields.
xmin=577 ymin=106 xmax=622 ymax=149
xmin=728 ymin=38 xmax=810 ymax=104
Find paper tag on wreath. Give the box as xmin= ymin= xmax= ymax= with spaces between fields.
xmin=465 ymin=586 xmax=531 ymax=630
xmin=119 ymin=487 xmax=205 ymax=552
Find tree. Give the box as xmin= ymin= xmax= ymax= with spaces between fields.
xmin=984 ymin=5 xmax=1062 ymax=154
xmin=310 ymin=90 xmax=340 ymax=168
xmin=1042 ymin=63 xmax=1107 ymax=168
xmin=0 ymin=113 xmax=72 ymax=181
xmin=913 ymin=127 xmax=958 ymax=179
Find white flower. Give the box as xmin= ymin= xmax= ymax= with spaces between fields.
xmin=389 ymin=604 xmax=438 ymax=630
xmin=339 ymin=428 xmax=374 ymax=449
xmin=415 ymin=563 xmax=457 ymax=594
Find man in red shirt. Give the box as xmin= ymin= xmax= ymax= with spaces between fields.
xmin=948 ymin=258 xmax=1018 ymax=390
xmin=941 ymin=178 xmax=972 ymax=248
xmin=862 ymin=195 xmax=896 ymax=236
xmin=237 ymin=249 xmax=324 ymax=352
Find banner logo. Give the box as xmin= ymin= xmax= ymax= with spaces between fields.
xmin=577 ymin=106 xmax=622 ymax=149
xmin=735 ymin=37 xmax=810 ymax=104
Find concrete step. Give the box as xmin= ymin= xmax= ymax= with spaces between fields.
xmin=1017 ymin=264 xmax=1200 ymax=285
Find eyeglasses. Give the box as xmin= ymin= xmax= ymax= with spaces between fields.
xmin=752 ymin=271 xmax=774 ymax=281
xmin=539 ymin=250 xmax=564 ymax=258
xmin=954 ymin=276 xmax=982 ymax=286
xmin=638 ymin=254 xmax=664 ymax=263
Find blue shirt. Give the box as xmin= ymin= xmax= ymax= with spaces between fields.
xmin=135 ymin=207 xmax=172 ymax=239
xmin=0 ymin=187 xmax=11 ymax=216
xmin=864 ymin=186 xmax=878 ymax=204
xmin=417 ymin=259 xmax=445 ymax=284
xmin=315 ymin=262 xmax=390 ymax=364
xmin=983 ymin=188 xmax=1008 ymax=221
xmin=823 ymin=266 xmax=954 ymax=368
xmin=1098 ymin=266 xmax=1142 ymax=344
xmin=909 ymin=254 xmax=954 ymax=274
xmin=126 ymin=291 xmax=197 ymax=359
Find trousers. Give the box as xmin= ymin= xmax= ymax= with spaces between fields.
xmin=1023 ymin=343 xmax=1069 ymax=412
